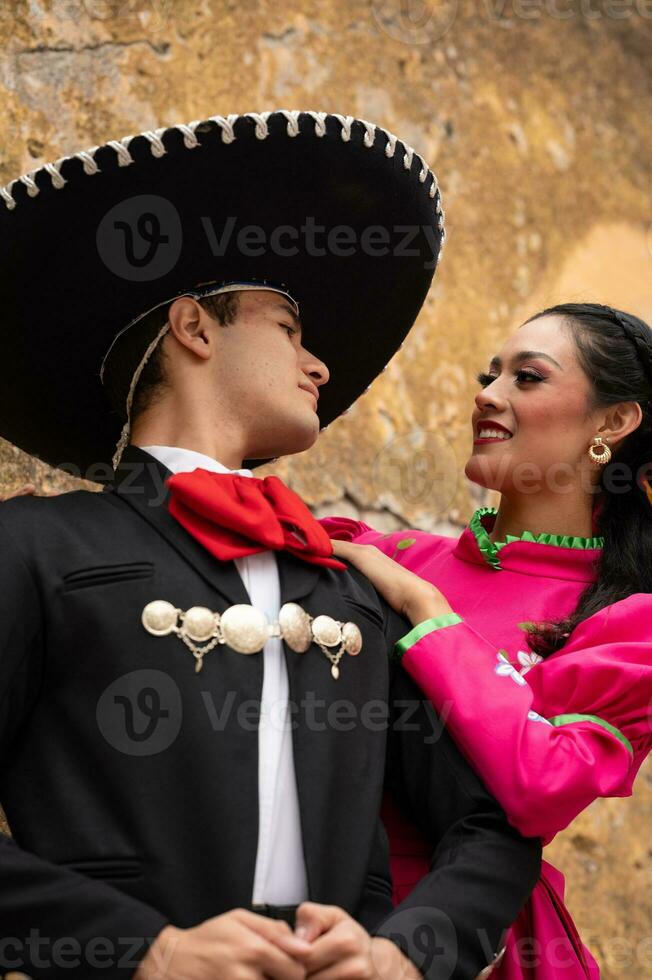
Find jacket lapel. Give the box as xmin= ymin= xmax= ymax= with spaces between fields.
xmin=277 ymin=556 xmax=372 ymax=903
xmin=106 ymin=444 xmax=251 ymax=608
xmin=275 ymin=549 xmax=323 ymax=604
xmin=276 ymin=555 xmax=337 ymax=899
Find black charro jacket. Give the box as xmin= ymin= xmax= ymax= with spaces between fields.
xmin=0 ymin=446 xmax=540 ymax=978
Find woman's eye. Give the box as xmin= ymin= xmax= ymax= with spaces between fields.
xmin=475 ymin=370 xmax=543 ymax=388
xmin=280 ymin=323 xmax=296 ymax=338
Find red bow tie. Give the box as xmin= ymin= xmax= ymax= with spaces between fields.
xmin=165 ymin=468 xmax=347 ymax=571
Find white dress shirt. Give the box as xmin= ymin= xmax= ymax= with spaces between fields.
xmin=141 ymin=444 xmax=309 ymax=905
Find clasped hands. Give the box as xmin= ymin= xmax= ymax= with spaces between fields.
xmin=134 ymin=903 xmax=422 ymax=980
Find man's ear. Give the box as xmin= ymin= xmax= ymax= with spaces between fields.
xmin=167 ymin=296 xmax=213 ymax=361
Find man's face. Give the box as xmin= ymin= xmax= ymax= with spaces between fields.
xmin=208 ymin=290 xmax=330 ymax=459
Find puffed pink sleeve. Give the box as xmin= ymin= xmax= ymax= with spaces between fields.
xmin=395 ymin=593 xmax=652 ymax=842
xmin=318 ymin=515 xmax=378 ymax=542
xmin=318 ymin=515 xmax=412 ymax=551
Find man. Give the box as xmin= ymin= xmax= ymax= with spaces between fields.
xmin=0 ymin=110 xmax=540 ymax=978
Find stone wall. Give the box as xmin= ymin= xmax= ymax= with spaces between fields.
xmin=1 ymin=1 xmax=651 ymax=976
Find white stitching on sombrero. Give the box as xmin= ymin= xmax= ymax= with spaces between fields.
xmin=0 ymin=110 xmax=445 ymax=235
xmin=42 ymin=162 xmax=67 ymax=190
xmin=330 ymin=113 xmax=354 ymax=142
xmin=361 ymin=120 xmax=376 ymax=148
xmin=282 ymin=110 xmax=302 ymax=137
xmin=191 ymin=114 xmax=240 ymax=145
xmin=311 ymin=111 xmax=328 ymax=137
xmin=107 ymin=138 xmax=139 ymax=165
xmin=77 ymin=149 xmax=102 ymax=174
xmin=384 ymin=133 xmax=397 ymax=158
xmin=244 ymin=111 xmax=272 ymax=140
xmin=140 ymin=130 xmax=169 ymax=158
xmin=173 ymin=123 xmax=202 ymax=149
xmin=19 ymin=172 xmax=40 ymax=198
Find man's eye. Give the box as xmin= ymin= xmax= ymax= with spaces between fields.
xmin=280 ymin=323 xmax=296 ymax=338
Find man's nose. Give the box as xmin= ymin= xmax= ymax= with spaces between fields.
xmin=302 ymin=348 xmax=330 ymax=387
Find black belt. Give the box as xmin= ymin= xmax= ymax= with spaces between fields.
xmin=250 ymin=903 xmax=298 ymax=928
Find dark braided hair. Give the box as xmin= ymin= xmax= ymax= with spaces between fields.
xmin=519 ymin=302 xmax=652 ymax=657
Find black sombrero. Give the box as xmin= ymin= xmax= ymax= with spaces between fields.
xmin=0 ymin=109 xmax=445 ymax=480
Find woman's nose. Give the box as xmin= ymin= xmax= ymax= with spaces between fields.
xmin=475 ymin=381 xmax=507 ymax=412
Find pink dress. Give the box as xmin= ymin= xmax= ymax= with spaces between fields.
xmin=320 ymin=507 xmax=652 ymax=979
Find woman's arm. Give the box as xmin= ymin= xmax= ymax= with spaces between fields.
xmin=394 ymin=594 xmax=651 ymax=841
xmin=327 ymin=535 xmax=651 ymax=841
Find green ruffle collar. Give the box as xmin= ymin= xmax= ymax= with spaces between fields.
xmin=469 ymin=507 xmax=604 ymax=571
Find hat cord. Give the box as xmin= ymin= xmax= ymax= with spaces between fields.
xmin=112 ymin=320 xmax=171 ymax=471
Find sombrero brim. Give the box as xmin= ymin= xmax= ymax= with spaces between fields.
xmin=0 ymin=110 xmax=445 ymax=480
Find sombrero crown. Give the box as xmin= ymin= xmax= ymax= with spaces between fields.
xmin=0 ymin=109 xmax=445 ymax=480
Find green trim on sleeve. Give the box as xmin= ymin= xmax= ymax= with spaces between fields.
xmin=548 ymin=713 xmax=634 ymax=756
xmin=394 ymin=612 xmax=464 ymax=660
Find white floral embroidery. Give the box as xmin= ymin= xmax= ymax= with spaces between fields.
xmin=527 ymin=710 xmax=553 ymax=726
xmin=494 ymin=652 xmax=527 ymax=686
xmin=517 ymin=650 xmax=543 ymax=675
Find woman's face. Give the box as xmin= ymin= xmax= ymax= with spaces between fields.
xmin=464 ymin=313 xmax=602 ymax=497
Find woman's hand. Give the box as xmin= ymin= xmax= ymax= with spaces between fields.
xmin=331 ymin=539 xmax=454 ymax=627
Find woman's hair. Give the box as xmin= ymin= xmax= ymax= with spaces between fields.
xmin=519 ymin=302 xmax=652 ymax=657
xmin=102 ymin=290 xmax=240 ymax=424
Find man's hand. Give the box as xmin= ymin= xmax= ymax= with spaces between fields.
xmin=133 ymin=909 xmax=311 ymax=980
xmin=283 ymin=903 xmax=422 ymax=979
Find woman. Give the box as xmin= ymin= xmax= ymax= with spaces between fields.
xmin=321 ymin=302 xmax=652 ymax=979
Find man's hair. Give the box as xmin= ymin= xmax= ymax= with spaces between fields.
xmin=102 ymin=291 xmax=240 ymax=424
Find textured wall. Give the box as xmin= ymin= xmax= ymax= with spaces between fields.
xmin=1 ymin=1 xmax=651 ymax=976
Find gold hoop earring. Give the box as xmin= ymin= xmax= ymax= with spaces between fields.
xmin=588 ymin=436 xmax=611 ymax=465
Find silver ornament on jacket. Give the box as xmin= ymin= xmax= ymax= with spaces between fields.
xmin=141 ymin=599 xmax=362 ymax=677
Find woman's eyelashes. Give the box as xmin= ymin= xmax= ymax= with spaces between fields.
xmin=280 ymin=322 xmax=298 ymax=339
xmin=475 ymin=370 xmax=544 ymax=388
